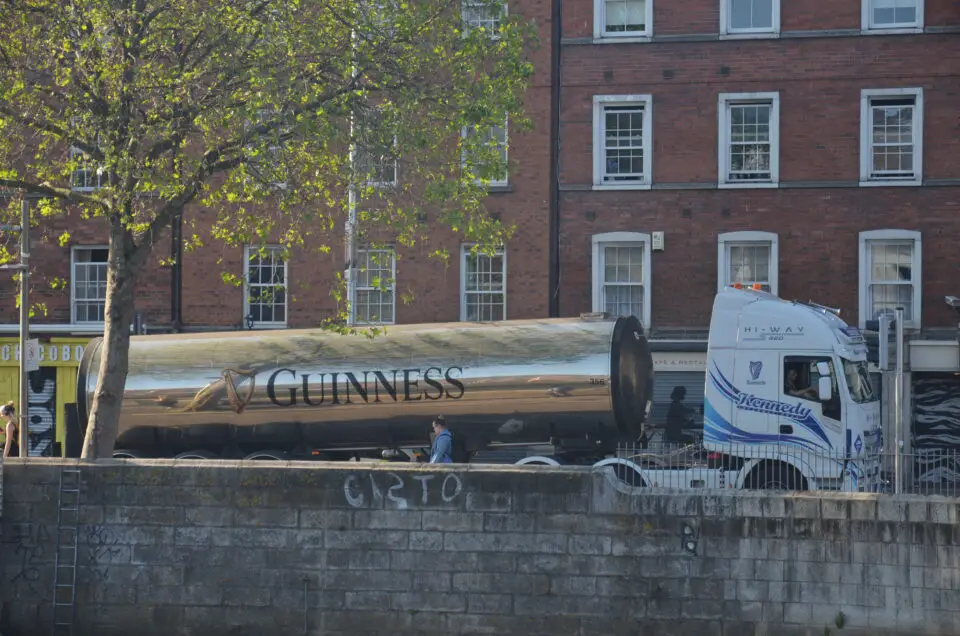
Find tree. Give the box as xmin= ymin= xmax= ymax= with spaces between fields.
xmin=0 ymin=0 xmax=536 ymax=458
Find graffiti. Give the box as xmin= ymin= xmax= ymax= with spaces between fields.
xmin=6 ymin=523 xmax=51 ymax=595
xmin=27 ymin=368 xmax=56 ymax=457
xmin=85 ymin=526 xmax=121 ymax=582
xmin=343 ymin=472 xmax=464 ymax=509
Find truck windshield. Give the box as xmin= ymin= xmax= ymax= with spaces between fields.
xmin=842 ymin=359 xmax=878 ymax=404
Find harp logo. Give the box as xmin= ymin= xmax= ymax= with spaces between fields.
xmin=747 ymin=360 xmax=766 ymax=386
xmin=224 ymin=368 xmax=258 ymax=414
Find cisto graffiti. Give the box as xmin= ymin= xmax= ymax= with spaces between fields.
xmin=343 ymin=472 xmax=464 ymax=509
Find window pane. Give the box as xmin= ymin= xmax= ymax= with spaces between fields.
xmin=728 ymin=243 xmax=771 ymax=287
xmin=603 ymin=105 xmax=646 ymax=183
xmin=604 ymin=0 xmax=645 ymax=32
xmin=870 ymin=101 xmax=915 ymax=178
xmin=603 ymin=284 xmax=643 ymax=319
xmin=462 ymin=250 xmax=506 ymax=322
xmin=727 ymin=103 xmax=772 ymax=181
xmin=869 ymin=241 xmax=912 ymax=282
xmin=731 ymin=0 xmax=772 ymax=30
xmin=246 ymin=247 xmax=287 ymax=325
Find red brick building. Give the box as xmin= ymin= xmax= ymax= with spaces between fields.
xmin=555 ymin=0 xmax=960 ymax=445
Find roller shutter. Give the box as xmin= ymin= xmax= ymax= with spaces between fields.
xmin=648 ymin=371 xmax=706 ymax=428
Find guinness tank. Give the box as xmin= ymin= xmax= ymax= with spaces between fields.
xmin=76 ymin=315 xmax=654 ymax=459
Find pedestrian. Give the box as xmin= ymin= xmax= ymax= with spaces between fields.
xmin=429 ymin=415 xmax=454 ymax=464
xmin=2 ymin=401 xmax=19 ymax=458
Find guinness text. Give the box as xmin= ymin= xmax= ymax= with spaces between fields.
xmin=266 ymin=366 xmax=465 ymax=407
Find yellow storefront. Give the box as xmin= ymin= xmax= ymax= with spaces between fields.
xmin=0 ymin=338 xmax=90 ymax=457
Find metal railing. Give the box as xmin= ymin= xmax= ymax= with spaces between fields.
xmin=610 ymin=429 xmax=960 ymax=498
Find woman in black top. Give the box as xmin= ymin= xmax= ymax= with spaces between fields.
xmin=2 ymin=401 xmax=19 ymax=458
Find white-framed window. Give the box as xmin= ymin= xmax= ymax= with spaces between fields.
xmin=591 ymin=232 xmax=651 ymax=328
xmin=245 ymin=108 xmax=291 ymax=189
xmin=592 ymin=94 xmax=653 ymax=190
xmin=720 ymin=0 xmax=780 ymax=36
xmin=71 ymin=246 xmax=109 ymax=324
xmin=354 ymin=247 xmax=396 ymax=325
xmin=354 ymin=138 xmax=398 ymax=187
xmin=717 ymin=231 xmax=779 ymax=294
xmin=858 ymin=229 xmax=922 ymax=330
xmin=859 ymin=88 xmax=923 ymax=187
xmin=461 ymin=120 xmax=509 ymax=187
xmin=717 ymin=92 xmax=779 ymax=188
xmin=244 ymin=245 xmax=288 ymax=327
xmin=69 ymin=145 xmax=105 ymax=191
xmin=462 ymin=0 xmax=506 ymax=36
xmin=593 ymin=0 xmax=652 ymax=39
xmin=862 ymin=0 xmax=923 ymax=32
xmin=460 ymin=244 xmax=506 ymax=322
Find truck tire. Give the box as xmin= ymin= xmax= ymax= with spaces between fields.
xmin=112 ymin=449 xmax=144 ymax=459
xmin=173 ymin=449 xmax=219 ymax=460
xmin=748 ymin=461 xmax=807 ymax=491
xmin=242 ymin=450 xmax=290 ymax=461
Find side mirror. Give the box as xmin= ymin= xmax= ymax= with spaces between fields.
xmin=818 ymin=376 xmax=833 ymax=402
xmin=816 ymin=361 xmax=831 ymax=376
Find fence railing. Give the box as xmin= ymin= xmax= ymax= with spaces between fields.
xmin=610 ymin=431 xmax=960 ymax=498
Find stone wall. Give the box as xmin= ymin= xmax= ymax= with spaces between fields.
xmin=0 ymin=457 xmax=958 ymax=636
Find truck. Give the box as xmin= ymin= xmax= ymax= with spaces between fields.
xmin=73 ymin=285 xmax=882 ymax=492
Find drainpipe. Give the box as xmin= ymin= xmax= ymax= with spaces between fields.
xmin=547 ymin=0 xmax=562 ymax=317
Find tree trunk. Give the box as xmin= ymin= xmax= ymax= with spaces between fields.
xmin=80 ymin=235 xmax=139 ymax=459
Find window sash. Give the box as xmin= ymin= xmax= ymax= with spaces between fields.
xmin=246 ymin=248 xmax=287 ymax=324
xmin=726 ymin=243 xmax=772 ymax=289
xmin=602 ymin=105 xmax=646 ymax=183
xmin=603 ymin=0 xmax=646 ymax=33
xmin=868 ymin=101 xmax=915 ymax=178
xmin=600 ymin=244 xmax=644 ymax=318
xmin=462 ymin=1 xmax=503 ymax=33
xmin=726 ymin=102 xmax=772 ymax=181
xmin=355 ymin=249 xmax=396 ymax=324
xmin=865 ymin=239 xmax=915 ymax=322
xmin=870 ymin=0 xmax=918 ymax=27
xmin=463 ymin=251 xmax=505 ymax=322
xmin=728 ymin=0 xmax=774 ymax=31
xmin=72 ymin=249 xmax=108 ymax=323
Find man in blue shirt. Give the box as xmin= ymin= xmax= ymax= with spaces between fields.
xmin=429 ymin=416 xmax=454 ymax=464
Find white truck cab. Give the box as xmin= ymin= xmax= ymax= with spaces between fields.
xmin=703 ymin=285 xmax=882 ymax=491
xmin=598 ymin=285 xmax=883 ymax=492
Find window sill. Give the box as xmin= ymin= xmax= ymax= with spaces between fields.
xmin=719 ymin=31 xmax=780 ymax=40
xmin=592 ymin=183 xmax=652 ymax=191
xmin=486 ymin=184 xmax=514 ymax=193
xmin=247 ymin=323 xmax=289 ymax=330
xmin=717 ymin=181 xmax=780 ymax=190
xmin=858 ymin=179 xmax=922 ymax=188
xmin=860 ymin=26 xmax=923 ymax=35
xmin=592 ymin=35 xmax=652 ymax=44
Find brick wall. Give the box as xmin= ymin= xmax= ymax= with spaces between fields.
xmin=1 ymin=458 xmax=958 ymax=635
xmin=559 ymin=1 xmax=960 ymax=331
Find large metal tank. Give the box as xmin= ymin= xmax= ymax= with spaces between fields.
xmin=77 ymin=314 xmax=654 ymax=458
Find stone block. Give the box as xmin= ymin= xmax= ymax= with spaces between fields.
xmin=465 ymin=491 xmax=513 ymax=512
xmin=451 ymin=572 xmax=550 ymax=595
xmin=680 ymin=600 xmax=724 ymax=620
xmin=344 ymin=591 xmax=392 ymax=611
xmin=326 ymin=548 xmax=391 ymax=570
xmin=422 ymin=510 xmax=484 ymax=532
xmin=849 ymin=498 xmax=877 ymax=521
xmin=352 ymin=510 xmax=422 ymax=530
xmin=753 ymin=559 xmax=784 ymax=582
xmin=549 ymin=575 xmax=597 ymax=596
xmin=391 ymin=591 xmax=467 ymax=613
xmin=820 ymin=498 xmax=847 ymax=520
xmin=236 ymin=507 xmax=299 ymax=528
xmin=412 ymin=571 xmax=453 ymax=592
xmin=483 ymin=512 xmax=536 ymax=532
xmin=466 ymin=593 xmax=514 ymax=614
xmin=569 ymin=534 xmax=612 ymax=556
xmin=877 ymin=499 xmax=909 ymax=522
xmin=299 ymin=509 xmax=351 ymax=530
xmin=477 ymin=552 xmax=517 ymax=573
xmin=443 ymin=531 xmax=566 ymax=554
xmin=785 ymin=495 xmax=820 ymax=520
xmin=325 ymin=529 xmax=409 ymax=550
xmin=324 ymin=569 xmax=413 ymax=591
xmin=184 ymin=506 xmax=236 ymax=527
xmin=409 ymin=530 xmax=444 ymax=551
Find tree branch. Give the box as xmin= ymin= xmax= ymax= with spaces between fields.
xmin=0 ymin=178 xmax=110 ymax=209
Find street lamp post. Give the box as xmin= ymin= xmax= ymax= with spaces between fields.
xmin=0 ymin=198 xmax=30 ymax=457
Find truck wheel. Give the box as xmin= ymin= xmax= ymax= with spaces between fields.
xmin=174 ymin=450 xmax=219 ymax=460
xmin=112 ymin=449 xmax=144 ymax=459
xmin=749 ymin=462 xmax=807 ymax=491
xmin=242 ymin=450 xmax=290 ymax=461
